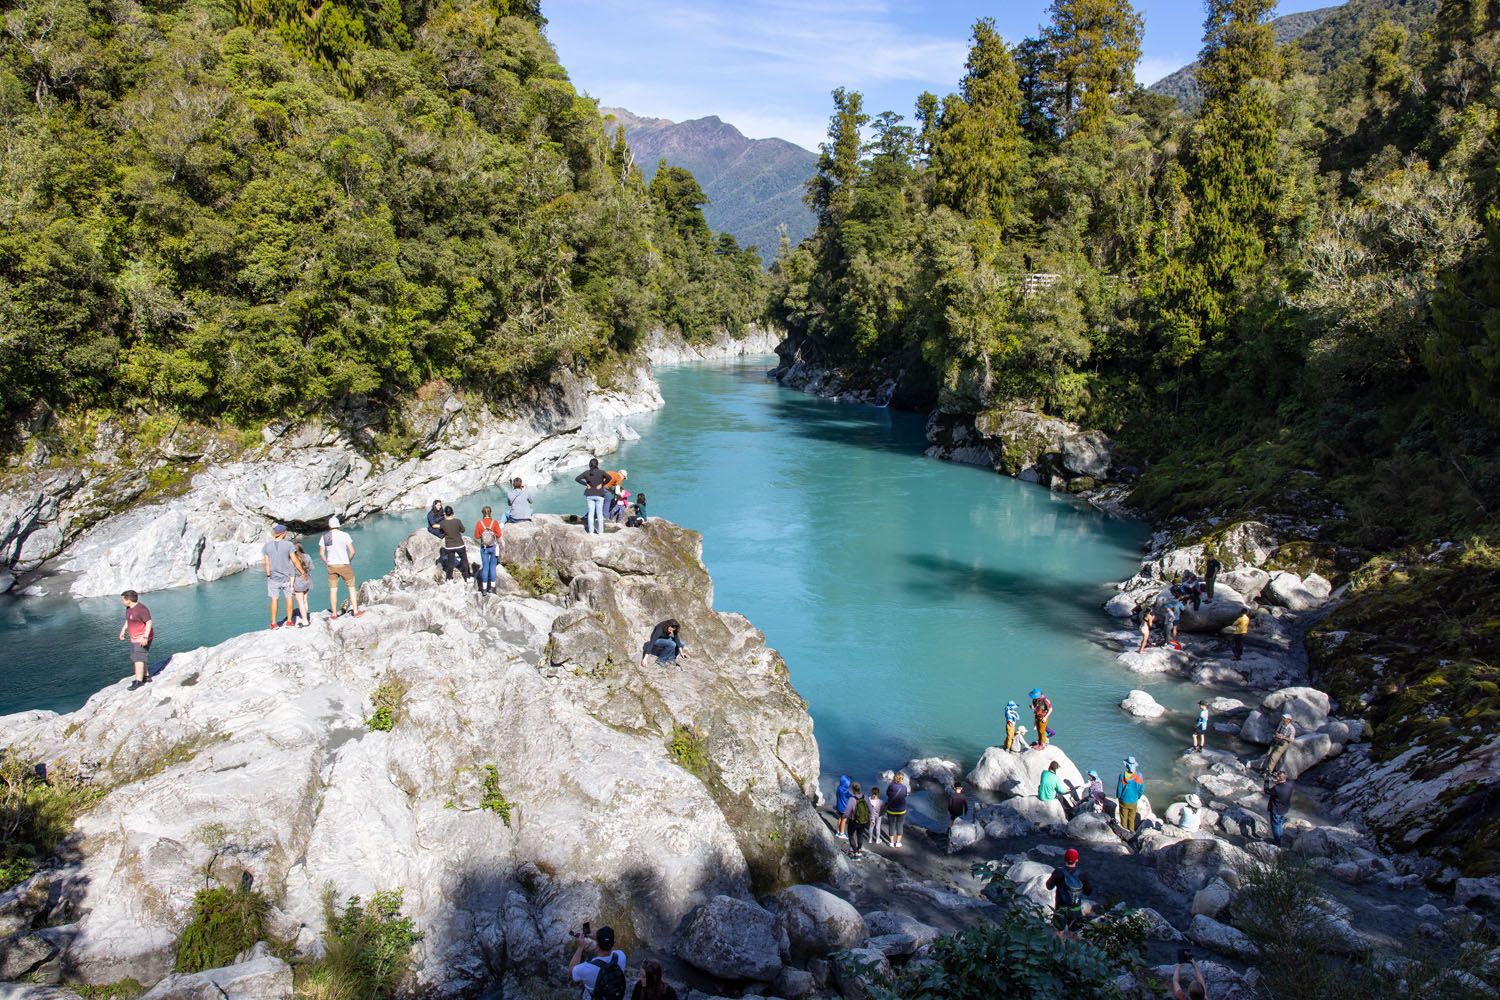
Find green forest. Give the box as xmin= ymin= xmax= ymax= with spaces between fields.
xmin=0 ymin=0 xmax=764 ymax=433
xmin=771 ymin=0 xmax=1499 ymax=549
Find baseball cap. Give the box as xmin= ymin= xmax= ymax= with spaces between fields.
xmin=1064 ymin=848 xmax=1079 ymax=865
xmin=595 ymin=926 xmax=615 ymax=949
xmin=1282 ymin=712 xmax=1293 ymax=719
xmin=272 ymin=523 xmax=287 ymax=534
xmin=328 ymin=516 xmax=341 ymax=528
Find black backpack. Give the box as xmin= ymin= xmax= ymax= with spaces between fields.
xmin=590 ymin=956 xmax=626 ymax=1000
xmin=1057 ymin=867 xmax=1084 ymax=907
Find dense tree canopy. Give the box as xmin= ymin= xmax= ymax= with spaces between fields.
xmin=772 ymin=0 xmax=1500 ymax=544
xmin=0 ymin=0 xmax=762 ymax=432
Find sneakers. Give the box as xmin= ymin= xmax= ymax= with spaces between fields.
xmin=351 ymin=610 xmax=365 ymax=617
xmin=836 ymin=832 xmax=847 ymax=839
xmin=128 ymin=680 xmax=143 ymax=691
xmin=269 ymin=622 xmax=280 ymax=630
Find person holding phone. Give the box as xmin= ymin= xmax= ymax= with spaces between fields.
xmin=1173 ymin=949 xmax=1208 ymax=998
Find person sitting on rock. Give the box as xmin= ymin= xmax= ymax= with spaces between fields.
xmin=1266 ymin=770 xmax=1293 ymax=846
xmin=1004 ymin=700 xmax=1021 ymax=752
xmin=1083 ymin=770 xmax=1106 ymax=813
xmin=1137 ymin=610 xmax=1156 ymax=654
xmin=1231 ymin=609 xmax=1251 ymax=660
xmin=1263 ymin=713 xmax=1296 ymax=774
xmin=834 ymin=775 xmax=852 ymax=839
xmin=426 ymin=499 xmax=445 ymax=538
xmin=884 ymin=773 xmax=909 ymax=849
xmin=1038 ymin=761 xmax=1062 ymax=802
xmin=1030 ymin=688 xmax=1052 ymax=749
xmin=569 ymin=925 xmax=626 ymax=1000
xmin=631 ymin=959 xmax=678 ymax=1000
xmin=640 ymin=619 xmax=686 ymax=667
xmin=1191 ymin=700 xmax=1209 ymax=754
xmin=438 ymin=506 xmax=471 ymax=582
xmin=1116 ymin=757 xmax=1145 ymax=834
xmin=1178 ymin=793 xmax=1204 ymax=833
xmin=505 ymin=478 xmax=534 ymax=523
xmin=1046 ymin=848 xmax=1092 ymax=938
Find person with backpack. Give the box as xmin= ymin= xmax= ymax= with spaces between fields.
xmin=319 ymin=516 xmax=363 ymax=619
xmin=473 ymin=506 xmax=503 ymax=594
xmin=630 ymin=959 xmax=677 ymax=1000
xmin=884 ymin=773 xmax=909 ymax=849
xmin=1045 ymin=848 xmax=1092 ymax=936
xmin=833 ymin=775 xmax=852 ymax=839
xmin=575 ymin=458 xmax=610 ymax=534
xmin=437 ymin=506 xmax=471 ymax=582
xmin=505 ymin=477 xmax=534 ymax=523
xmin=845 ymin=781 xmax=872 ymax=858
xmin=1030 ymin=688 xmax=1052 ymax=749
xmin=1004 ymin=700 xmax=1021 ymax=752
xmin=1116 ymin=757 xmax=1145 ymax=833
xmin=569 ymin=925 xmax=626 ymax=1000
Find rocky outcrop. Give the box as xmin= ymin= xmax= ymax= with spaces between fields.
xmin=1120 ymin=689 xmax=1168 ymax=719
xmin=0 ymin=518 xmax=832 ymax=993
xmin=2 ymin=366 xmax=665 ymax=597
xmin=925 ymin=408 xmax=1113 ymax=492
xmin=644 ymin=326 xmax=781 ymax=366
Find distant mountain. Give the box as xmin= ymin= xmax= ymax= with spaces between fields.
xmin=603 ymin=108 xmax=817 ymax=265
xmin=1148 ymin=4 xmax=1340 ymax=109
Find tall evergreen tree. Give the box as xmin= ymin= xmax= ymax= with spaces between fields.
xmin=1041 ymin=0 xmax=1144 ymax=135
xmin=807 ymin=87 xmax=869 ymax=228
xmin=930 ymin=18 xmax=1025 ymax=229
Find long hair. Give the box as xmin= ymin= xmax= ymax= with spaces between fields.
xmin=640 ymin=959 xmax=669 ymax=999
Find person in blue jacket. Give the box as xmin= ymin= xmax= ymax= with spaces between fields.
xmin=834 ymin=775 xmax=852 ymax=839
xmin=1004 ymin=700 xmax=1021 ymax=752
xmin=1116 ymin=756 xmax=1145 ymax=834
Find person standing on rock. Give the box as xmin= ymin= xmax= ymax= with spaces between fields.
xmin=1030 ymin=688 xmax=1052 ymax=749
xmin=1263 ymin=713 xmax=1296 ymax=774
xmin=868 ymin=784 xmax=884 ymax=844
xmin=847 ymin=781 xmax=872 ymax=858
xmin=505 ymin=477 xmax=534 ymax=523
xmin=1231 ymin=609 xmax=1251 ymax=660
xmin=1205 ymin=556 xmax=1222 ymax=601
xmin=569 ymin=925 xmax=626 ymax=1000
xmin=1038 ymin=761 xmax=1061 ymax=802
xmin=1046 ymin=848 xmax=1092 ymax=937
xmin=1116 ymin=757 xmax=1144 ymax=834
xmin=1266 ymin=770 xmax=1293 ymax=845
xmin=947 ymin=783 xmax=968 ymax=830
xmin=289 ymin=543 xmax=313 ymax=627
xmin=426 ymin=499 xmax=445 ymax=538
xmin=630 ymin=959 xmax=677 ymax=1000
xmin=1164 ymin=593 xmax=1184 ymax=645
xmin=474 ymin=506 xmax=503 ymax=594
xmin=438 ymin=506 xmax=471 ymax=582
xmin=884 ymin=773 xmax=909 ymax=849
xmin=1192 ymin=700 xmax=1209 ymax=753
xmin=1137 ymin=610 xmax=1156 ymax=654
xmin=1004 ymin=700 xmax=1021 ymax=752
xmin=118 ymin=590 xmax=153 ymax=690
xmin=319 ymin=517 xmax=363 ymax=618
xmin=640 ymin=619 xmax=686 ymax=667
xmin=576 ymin=458 xmax=610 ymax=534
xmin=262 ymin=524 xmax=297 ymax=630
xmin=834 ymin=775 xmax=852 ymax=839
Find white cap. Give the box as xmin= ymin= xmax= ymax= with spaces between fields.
xmin=329 ymin=516 xmax=341 ymax=528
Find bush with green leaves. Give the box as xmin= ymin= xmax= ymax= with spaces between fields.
xmin=365 ymin=675 xmax=406 ymax=732
xmin=479 ymin=765 xmax=513 ymax=826
xmin=503 ymin=557 xmax=563 ymax=597
xmin=173 ymin=885 xmax=269 ymax=972
xmin=0 ymin=751 xmax=99 ymax=891
xmin=299 ymin=888 xmax=421 ymax=1000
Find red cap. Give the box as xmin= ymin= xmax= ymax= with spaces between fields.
xmin=1064 ymin=848 xmax=1080 ymax=865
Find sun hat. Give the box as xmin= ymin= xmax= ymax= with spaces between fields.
xmin=1186 ymin=793 xmax=1202 ymax=808
xmin=1125 ymin=756 xmax=1138 ymax=769
xmin=1282 ymin=712 xmax=1293 ymax=719
xmin=1007 ymin=700 xmax=1018 ymax=708
xmin=328 ymin=516 xmax=341 ymax=528
xmin=1087 ymin=769 xmax=1098 ymax=779
xmin=1064 ymin=848 xmax=1079 ymax=865
xmin=1029 ymin=688 xmax=1043 ymax=699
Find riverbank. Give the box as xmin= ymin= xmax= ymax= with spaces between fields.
xmin=0 ymin=331 xmax=778 ymax=600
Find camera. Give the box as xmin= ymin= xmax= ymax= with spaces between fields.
xmin=1177 ymin=947 xmax=1193 ymax=963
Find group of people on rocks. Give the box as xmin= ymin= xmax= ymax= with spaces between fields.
xmin=832 ymin=771 xmax=911 ymax=859
xmin=1135 ymin=555 xmax=1252 ymax=660
xmin=568 ymin=923 xmax=677 ymax=1000
xmin=574 ymin=460 xmax=645 ymax=533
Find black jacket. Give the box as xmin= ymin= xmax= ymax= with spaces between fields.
xmin=576 ymin=467 xmax=609 ymax=497
xmin=1267 ymin=779 xmax=1294 ymax=816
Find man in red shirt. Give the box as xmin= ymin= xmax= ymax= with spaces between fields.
xmin=118 ymin=589 xmax=154 ymax=690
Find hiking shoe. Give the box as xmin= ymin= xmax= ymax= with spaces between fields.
xmin=269 ymin=622 xmax=280 ymax=630
xmin=351 ymin=610 xmax=365 ymax=617
xmin=128 ymin=680 xmax=143 ymax=691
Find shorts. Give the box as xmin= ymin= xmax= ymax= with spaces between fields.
xmin=327 ymin=564 xmax=356 ymax=586
xmin=886 ymin=811 xmax=906 ymax=837
xmin=267 ymin=576 xmax=292 ymax=598
xmin=1195 ymin=721 xmax=1208 ymax=732
xmin=129 ymin=643 xmax=150 ymax=664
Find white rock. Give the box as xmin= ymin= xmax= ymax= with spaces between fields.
xmin=1120 ymin=690 xmax=1168 ymax=719
xmin=677 ymin=895 xmax=781 ymax=982
xmin=901 ymin=757 xmax=964 ymax=789
xmin=979 ymin=797 xmax=1068 ymax=838
xmin=1277 ymin=732 xmax=1335 ymax=779
xmin=1178 ymin=586 xmax=1252 ymax=632
xmin=1188 ymin=914 xmax=1259 ymax=959
xmin=1155 ymin=839 xmax=1256 ymax=893
xmin=1219 ymin=567 xmax=1270 ymax=600
xmin=1240 ymin=687 xmax=1332 ymax=744
xmin=1191 ymin=879 xmax=1236 ymax=919
xmin=946 ymin=818 xmax=985 ymax=853
xmin=967 ymin=744 xmax=1085 ymax=798
xmin=776 ymin=885 xmax=865 ymax=962
xmin=1132 ymin=907 xmax=1186 ymax=942
xmin=1265 ymin=571 xmax=1329 ymax=612
xmin=1104 ymin=593 xmax=1137 ymax=617
xmin=1066 ymin=812 xmax=1122 ymax=845
xmin=861 ymin=911 xmax=940 ymax=950
xmin=139 ymin=954 xmax=293 ymax=1000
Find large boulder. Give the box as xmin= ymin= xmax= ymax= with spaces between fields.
xmin=1155 ymin=839 xmax=1255 ymax=893
xmin=1118 ymin=646 xmax=1193 ymax=675
xmin=967 ymin=744 xmax=1085 ymax=799
xmin=861 ymin=912 xmax=940 ymax=950
xmin=1067 ymin=811 xmax=1123 ymax=845
xmin=1120 ymin=690 xmax=1168 ymax=719
xmin=1206 ymin=521 xmax=1278 ymax=569
xmin=1178 ymin=586 xmax=1252 ymax=632
xmin=946 ymin=818 xmax=985 ymax=853
xmin=901 ymin=757 xmax=964 ymax=790
xmin=1240 ymin=687 xmax=1332 ymax=744
xmin=980 ymin=797 xmax=1069 ymax=838
xmin=1264 ymin=571 xmax=1332 ymax=612
xmin=1062 ymin=429 xmax=1113 ymax=479
xmin=1188 ymin=914 xmax=1259 ymax=960
xmin=1219 ymin=567 xmax=1270 ymax=601
xmin=1276 ymin=733 xmax=1335 ymax=778
xmin=775 ymin=886 xmax=865 ymax=962
xmin=830 ymin=946 xmax=893 ymax=1000
xmin=139 ymin=953 xmax=293 ymax=1000
xmin=676 ymin=896 xmax=781 ymax=982
xmin=1191 ymin=879 xmax=1236 ymax=919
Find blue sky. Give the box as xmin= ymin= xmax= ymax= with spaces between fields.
xmin=544 ymin=0 xmax=1334 ymax=150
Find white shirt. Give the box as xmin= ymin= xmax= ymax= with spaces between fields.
xmin=320 ymin=528 xmax=354 ymax=565
xmin=571 ymin=951 xmax=626 ymax=999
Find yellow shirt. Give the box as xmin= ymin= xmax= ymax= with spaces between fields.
xmin=1233 ymin=613 xmax=1251 ymax=635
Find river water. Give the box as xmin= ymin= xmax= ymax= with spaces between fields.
xmin=3 ymin=360 xmax=1207 ymax=804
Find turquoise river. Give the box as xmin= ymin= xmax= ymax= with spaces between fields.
xmin=2 ymin=360 xmax=1215 ymax=813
